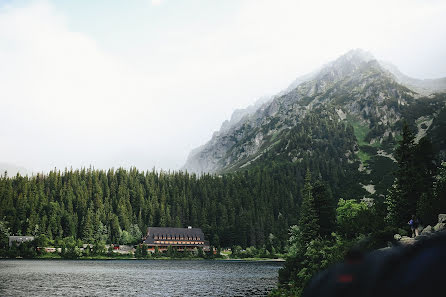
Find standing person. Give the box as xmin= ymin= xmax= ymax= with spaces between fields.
xmin=408 ymin=215 xmax=419 ymax=238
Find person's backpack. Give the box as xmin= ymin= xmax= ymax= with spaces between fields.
xmin=413 ymin=219 xmax=419 ymax=228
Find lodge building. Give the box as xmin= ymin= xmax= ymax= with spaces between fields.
xmin=143 ymin=226 xmax=210 ymax=252
xmin=9 ymin=236 xmax=34 ymax=247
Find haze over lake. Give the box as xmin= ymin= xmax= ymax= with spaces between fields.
xmin=0 ymin=259 xmax=282 ymax=297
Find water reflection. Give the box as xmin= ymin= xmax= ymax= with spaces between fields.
xmin=0 ymin=260 xmax=282 ymax=296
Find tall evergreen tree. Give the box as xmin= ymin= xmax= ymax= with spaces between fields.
xmin=433 ymin=162 xmax=446 ymax=215
xmin=312 ymin=181 xmax=336 ymax=238
xmin=386 ymin=123 xmax=439 ymax=227
xmin=386 ymin=123 xmax=418 ymax=227
xmin=414 ymin=137 xmax=437 ymax=225
xmin=298 ymin=170 xmax=319 ymax=246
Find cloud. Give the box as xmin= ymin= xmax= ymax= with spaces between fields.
xmin=151 ymin=0 xmax=163 ymax=6
xmin=0 ymin=1 xmax=183 ymax=171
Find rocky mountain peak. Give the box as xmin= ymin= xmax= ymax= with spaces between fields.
xmin=340 ymin=48 xmax=374 ymax=63
xmin=182 ymin=49 xmax=446 ymax=175
xmin=313 ymin=49 xmax=377 ymax=83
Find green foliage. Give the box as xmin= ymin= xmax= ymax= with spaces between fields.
xmin=93 ymin=240 xmax=106 ymax=255
xmin=206 ymin=246 xmax=215 ymax=259
xmin=278 ymin=233 xmax=348 ymax=295
xmin=386 ymin=123 xmax=417 ymax=226
xmin=228 ymin=108 xmax=367 ymax=201
xmin=0 ymin=221 xmax=10 ymax=249
xmin=428 ymin=103 xmax=446 ymax=152
xmin=135 ymin=243 xmax=148 ymax=258
xmin=60 ymin=237 xmax=82 ymax=259
xmin=167 ymin=245 xmax=174 ymax=258
xmin=348 ymin=118 xmax=370 ymax=146
xmin=153 ymin=245 xmax=160 ymax=257
xmin=296 ymin=235 xmax=346 ymax=286
xmin=386 ymin=123 xmax=437 ymax=227
xmin=119 ymin=231 xmax=133 ymax=245
xmin=434 ymin=162 xmax=446 ymax=213
xmin=312 ymin=181 xmax=336 ymax=237
xmin=0 ymin=166 xmax=309 ymax=250
xmin=119 ymin=225 xmax=142 ymax=245
xmin=298 ymin=171 xmax=319 ymax=246
xmin=336 ymin=199 xmax=372 ymax=239
xmin=286 ymin=225 xmax=303 ymax=258
xmin=35 ymin=234 xmax=50 ymax=247
xmin=266 ymin=233 xmax=279 ymax=255
xmin=197 ymin=247 xmax=204 ymax=258
xmin=354 ymin=225 xmax=398 ymax=251
xmin=230 ymin=245 xmax=242 ymax=258
xmin=278 ymin=175 xmax=342 ymax=295
xmin=366 ymin=155 xmax=398 ymax=196
xmin=357 ymin=150 xmax=371 ymax=164
xmin=276 ymin=126 xmax=444 ymax=296
xmin=228 ymin=244 xmax=278 ymax=259
xmin=7 ymin=241 xmax=37 ymax=258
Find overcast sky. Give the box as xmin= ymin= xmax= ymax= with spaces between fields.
xmin=1 ymin=0 xmax=446 ymax=174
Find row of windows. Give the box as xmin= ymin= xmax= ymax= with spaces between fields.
xmin=154 ymin=241 xmax=204 ymax=245
xmin=153 ymin=235 xmax=201 ymax=240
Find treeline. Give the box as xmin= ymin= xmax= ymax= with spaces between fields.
xmin=0 ymin=166 xmax=303 ymax=250
xmin=273 ymin=123 xmax=446 ymax=296
xmin=1 ymin=236 xmax=219 ymax=260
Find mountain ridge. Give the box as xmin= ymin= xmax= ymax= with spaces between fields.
xmin=183 ymin=49 xmax=446 ymax=183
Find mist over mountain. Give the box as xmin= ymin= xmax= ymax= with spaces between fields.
xmin=380 ymin=61 xmax=446 ymax=95
xmin=183 ymin=49 xmax=446 ymax=197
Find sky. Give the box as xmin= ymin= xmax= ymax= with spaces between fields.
xmin=1 ymin=0 xmax=446 ymax=174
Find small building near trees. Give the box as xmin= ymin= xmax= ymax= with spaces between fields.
xmin=142 ymin=226 xmax=210 ymax=252
xmin=9 ymin=236 xmax=34 ymax=247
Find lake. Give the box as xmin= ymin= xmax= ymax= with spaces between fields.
xmin=0 ymin=259 xmax=282 ymax=296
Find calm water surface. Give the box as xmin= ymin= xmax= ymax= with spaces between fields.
xmin=0 ymin=260 xmax=282 ymax=296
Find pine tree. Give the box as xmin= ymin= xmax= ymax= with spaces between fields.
xmin=414 ymin=137 xmax=437 ymax=225
xmin=434 ymin=162 xmax=446 ymax=215
xmin=110 ymin=214 xmax=121 ymax=244
xmin=81 ymin=206 xmax=94 ymax=242
xmin=386 ymin=123 xmax=417 ymax=227
xmin=312 ymin=181 xmax=336 ymax=238
xmin=386 ymin=124 xmax=439 ymax=227
xmin=298 ymin=170 xmax=319 ymax=246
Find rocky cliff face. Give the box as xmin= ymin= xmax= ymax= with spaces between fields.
xmin=183 ymin=49 xmax=446 ymax=175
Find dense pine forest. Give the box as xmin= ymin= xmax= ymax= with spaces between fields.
xmin=0 ymin=166 xmax=294 ymax=249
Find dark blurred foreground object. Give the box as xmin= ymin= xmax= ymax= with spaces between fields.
xmin=303 ymin=231 xmax=446 ymax=297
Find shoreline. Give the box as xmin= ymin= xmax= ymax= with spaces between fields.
xmin=0 ymin=256 xmax=285 ymax=262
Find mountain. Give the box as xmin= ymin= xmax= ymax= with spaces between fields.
xmin=183 ymin=49 xmax=446 ymax=197
xmin=183 ymin=70 xmax=318 ymax=173
xmin=219 ymin=96 xmax=273 ymax=133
